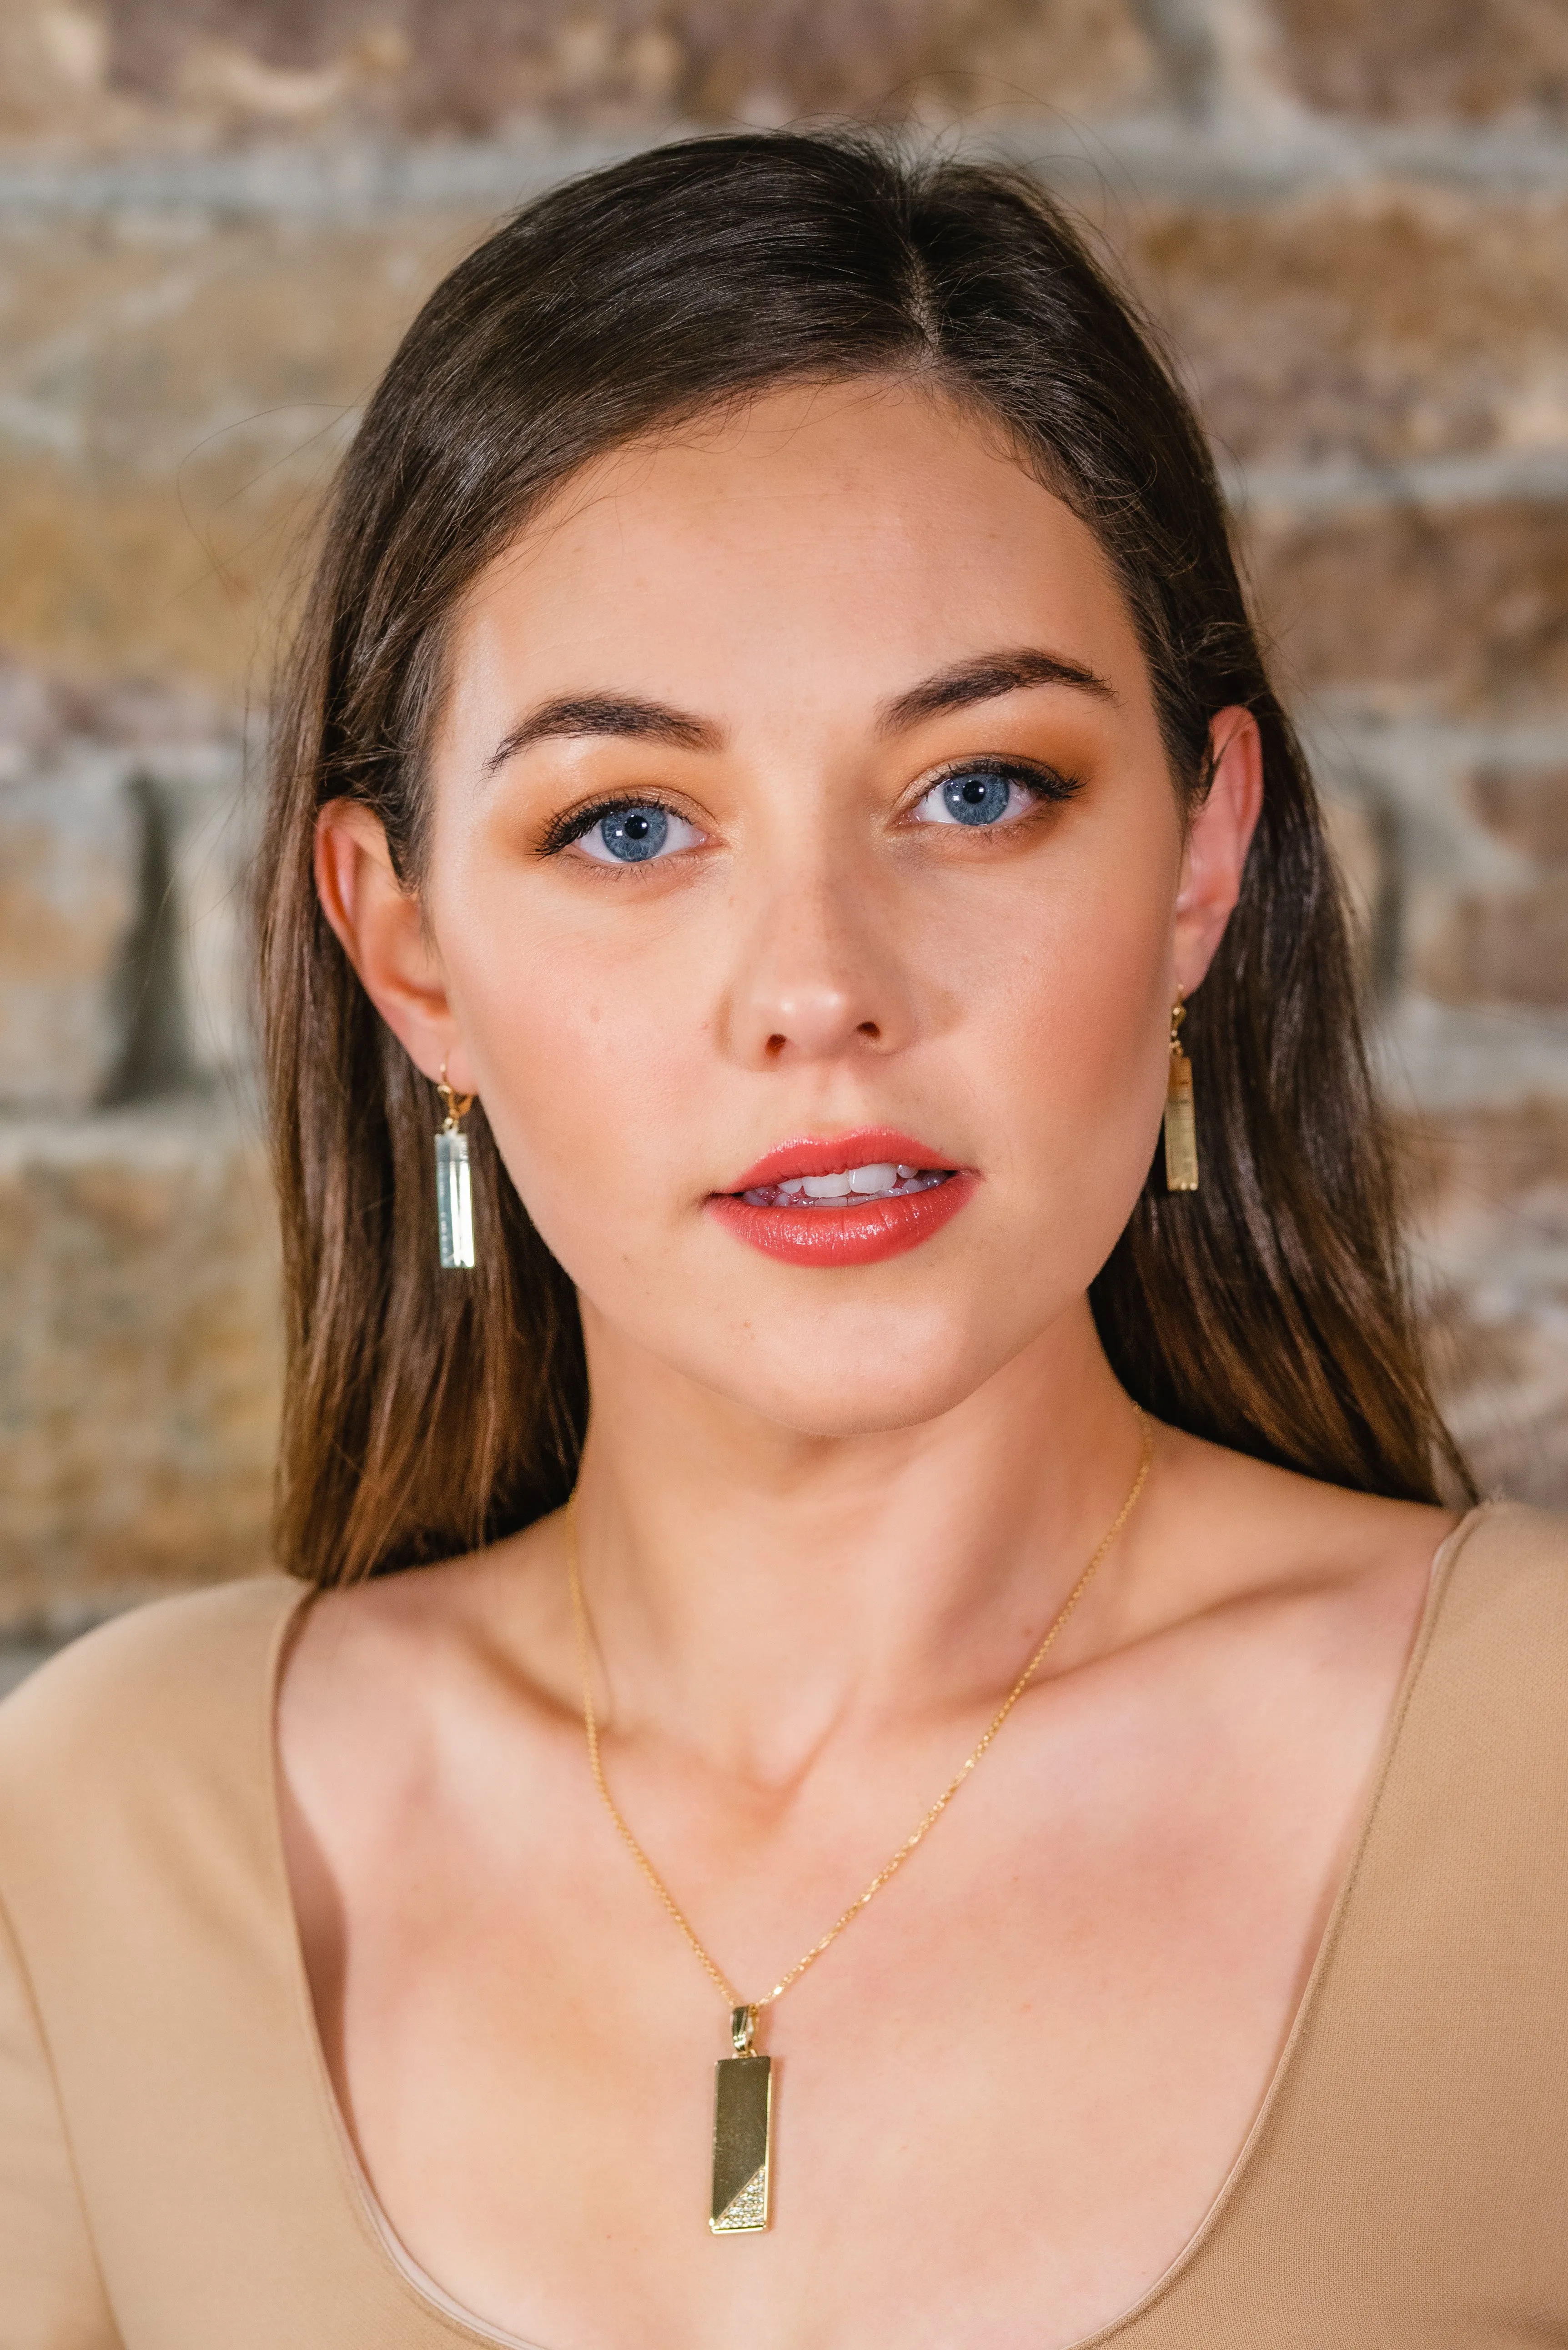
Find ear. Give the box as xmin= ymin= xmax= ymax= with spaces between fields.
xmin=1172 ymin=707 xmax=1264 ymax=996
xmin=313 ymin=801 xmax=478 ymax=1094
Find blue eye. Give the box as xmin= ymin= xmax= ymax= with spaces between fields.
xmin=914 ymin=766 xmax=1029 ymax=828
xmin=576 ymin=803 xmax=701 ymax=864
xmin=597 ymin=805 xmax=665 ymax=861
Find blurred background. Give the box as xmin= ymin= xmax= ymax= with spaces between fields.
xmin=3 ymin=0 xmax=1568 ymax=1680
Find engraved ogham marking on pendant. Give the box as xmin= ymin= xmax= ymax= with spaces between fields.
xmin=711 ymin=2006 xmax=772 ymax=2234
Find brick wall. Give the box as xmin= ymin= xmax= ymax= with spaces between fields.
xmin=4 ymin=0 xmax=1567 ymax=1666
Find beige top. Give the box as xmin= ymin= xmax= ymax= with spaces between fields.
xmin=1 ymin=1500 xmax=1566 ymax=2348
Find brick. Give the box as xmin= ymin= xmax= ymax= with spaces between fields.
xmin=0 ymin=0 xmax=116 ymax=141
xmin=0 ymin=0 xmax=1163 ymax=149
xmin=1125 ymin=187 xmax=1568 ymax=470
xmin=1317 ymin=786 xmax=1388 ymax=951
xmin=1403 ymin=1099 xmax=1568 ymax=1237
xmin=154 ymin=751 xmax=257 ymax=1080
xmin=0 ymin=210 xmax=487 ymax=693
xmin=1467 ymin=762 xmax=1568 ymax=864
xmin=0 ymin=1099 xmax=281 ymax=1630
xmin=1422 ymin=1282 xmax=1568 ymax=1507
xmin=1404 ymin=1101 xmax=1568 ymax=1506
xmin=0 ymin=655 xmax=227 ymax=757
xmin=0 ymin=741 xmax=249 ymax=1107
xmin=0 ymin=456 xmax=313 ymax=696
xmin=661 ymin=0 xmax=1163 ymax=123
xmin=1242 ymin=497 xmax=1568 ymax=715
xmin=1415 ymin=882 xmax=1568 ymax=1006
xmin=0 ymin=752 xmax=140 ymax=1109
xmin=1266 ymin=0 xmax=1568 ymax=124
xmin=0 ymin=657 xmax=66 ymax=754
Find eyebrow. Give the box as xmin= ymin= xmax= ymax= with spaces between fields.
xmin=483 ymin=647 xmax=1116 ymax=776
xmin=876 ymin=648 xmax=1117 ymax=735
xmin=484 ymin=693 xmax=721 ymax=773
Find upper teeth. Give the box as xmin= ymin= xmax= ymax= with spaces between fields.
xmin=784 ymin=1162 xmax=914 ymax=1198
xmin=739 ymin=1161 xmax=936 ymax=1208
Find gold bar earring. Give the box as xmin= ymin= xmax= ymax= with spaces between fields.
xmin=434 ymin=1060 xmax=477 ymax=1268
xmin=1163 ymin=994 xmax=1199 ymax=1192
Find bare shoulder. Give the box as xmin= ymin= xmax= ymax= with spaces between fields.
xmin=276 ymin=1510 xmax=573 ymax=1801
xmin=1122 ymin=1421 xmax=1462 ymax=1661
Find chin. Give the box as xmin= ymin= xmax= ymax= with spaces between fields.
xmin=738 ymin=1372 xmax=993 ymax=1443
xmin=687 ymin=1310 xmax=1038 ymax=1441
xmin=573 ymin=1238 xmax=1093 ymax=1437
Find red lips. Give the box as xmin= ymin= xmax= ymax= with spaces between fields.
xmin=708 ymin=1128 xmax=975 ymax=1267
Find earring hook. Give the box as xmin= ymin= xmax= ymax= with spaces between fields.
xmin=437 ymin=1056 xmax=475 ymax=1133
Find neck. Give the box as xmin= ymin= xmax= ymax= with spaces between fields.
xmin=567 ymin=1298 xmax=1146 ymax=1788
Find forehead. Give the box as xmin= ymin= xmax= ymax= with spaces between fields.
xmin=448 ymin=378 xmax=1146 ymax=723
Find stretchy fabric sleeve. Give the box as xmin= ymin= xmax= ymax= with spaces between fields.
xmin=0 ymin=1897 xmax=121 ymax=2349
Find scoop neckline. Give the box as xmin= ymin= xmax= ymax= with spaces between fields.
xmin=260 ymin=1502 xmax=1492 ymax=2350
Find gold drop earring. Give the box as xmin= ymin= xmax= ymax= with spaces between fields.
xmin=1163 ymin=992 xmax=1199 ymax=1192
xmin=434 ymin=1060 xmax=477 ymax=1268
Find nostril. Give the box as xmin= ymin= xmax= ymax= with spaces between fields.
xmin=765 ymin=1034 xmax=787 ymax=1059
xmin=857 ymin=1021 xmax=881 ymax=1040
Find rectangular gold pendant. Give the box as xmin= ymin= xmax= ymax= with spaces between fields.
xmin=710 ymin=2052 xmax=772 ymax=2233
xmin=1163 ymin=1049 xmax=1199 ymax=1191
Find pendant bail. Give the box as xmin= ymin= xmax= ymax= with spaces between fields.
xmin=730 ymin=2004 xmax=758 ymax=2056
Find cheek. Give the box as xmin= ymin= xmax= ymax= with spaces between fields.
xmin=432 ymin=877 xmax=713 ymax=1275
xmin=970 ymin=836 xmax=1178 ymax=1250
xmin=1020 ymin=897 xmax=1168 ymax=1119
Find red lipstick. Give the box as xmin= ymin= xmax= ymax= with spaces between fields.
xmin=708 ymin=1128 xmax=975 ymax=1267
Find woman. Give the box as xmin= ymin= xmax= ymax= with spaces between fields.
xmin=3 ymin=131 xmax=1563 ymax=2349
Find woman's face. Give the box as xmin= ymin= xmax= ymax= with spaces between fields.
xmin=322 ymin=378 xmax=1259 ymax=1436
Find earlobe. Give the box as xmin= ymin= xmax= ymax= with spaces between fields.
xmin=1172 ymin=707 xmax=1264 ymax=995
xmin=312 ymin=799 xmax=466 ymax=1087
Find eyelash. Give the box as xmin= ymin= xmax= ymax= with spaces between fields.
xmin=538 ymin=757 xmax=1082 ymax=860
xmin=538 ymin=798 xmax=679 ymax=857
xmin=915 ymin=756 xmax=1083 ymax=818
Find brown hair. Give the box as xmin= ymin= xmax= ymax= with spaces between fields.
xmin=256 ymin=129 xmax=1471 ymax=1586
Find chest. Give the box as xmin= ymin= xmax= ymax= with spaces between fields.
xmin=306 ymin=1647 xmax=1385 ymax=2350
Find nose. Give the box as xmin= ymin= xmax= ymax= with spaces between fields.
xmin=720 ymin=859 xmax=914 ymax=1070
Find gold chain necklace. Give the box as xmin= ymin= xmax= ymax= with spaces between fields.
xmin=565 ymin=1403 xmax=1153 ymax=2236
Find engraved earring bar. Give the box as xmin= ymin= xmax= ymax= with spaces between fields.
xmin=1163 ymin=992 xmax=1199 ymax=1192
xmin=434 ymin=1061 xmax=477 ymax=1269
